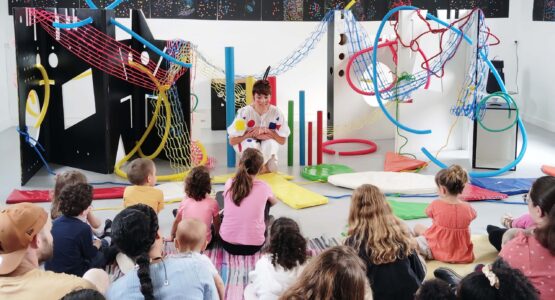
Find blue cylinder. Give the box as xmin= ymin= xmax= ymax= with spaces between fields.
xmin=299 ymin=91 xmax=306 ymax=166
xmin=225 ymin=47 xmax=236 ymax=168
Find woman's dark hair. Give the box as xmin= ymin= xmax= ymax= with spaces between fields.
xmin=61 ymin=288 xmax=105 ymax=300
xmin=185 ymin=166 xmax=212 ymax=201
xmin=268 ymin=217 xmax=307 ymax=271
xmin=227 ymin=148 xmax=264 ymax=206
xmin=415 ymin=279 xmax=455 ymax=300
xmin=252 ymin=79 xmax=271 ymax=96
xmin=112 ymin=204 xmax=159 ymax=300
xmin=530 ymin=176 xmax=555 ymax=255
xmin=58 ymin=183 xmax=93 ymax=217
xmin=458 ymin=258 xmax=539 ymax=300
xmin=435 ymin=164 xmax=468 ymax=195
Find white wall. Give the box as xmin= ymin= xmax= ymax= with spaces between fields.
xmin=2 ymin=2 xmax=554 ymax=135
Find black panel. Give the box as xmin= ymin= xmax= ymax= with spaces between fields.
xmin=262 ymin=0 xmax=284 ymax=20
xmin=303 ymin=0 xmax=324 ymax=21
xmin=284 ymin=0 xmax=303 ymax=20
xmin=533 ymin=0 xmax=545 ymax=21
xmin=326 ymin=10 xmax=334 ymax=140
xmin=211 ymin=81 xmax=245 ymax=130
xmin=113 ymin=0 xmax=150 ymax=18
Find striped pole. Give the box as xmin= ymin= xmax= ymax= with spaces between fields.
xmin=225 ymin=47 xmax=236 ymax=168
xmin=308 ymin=121 xmax=313 ymax=166
xmin=299 ymin=91 xmax=306 ymax=166
xmin=288 ymin=100 xmax=294 ymax=166
xmin=317 ymin=110 xmax=323 ymax=165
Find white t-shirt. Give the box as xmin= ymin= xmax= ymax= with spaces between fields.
xmin=227 ymin=105 xmax=290 ymax=138
xmin=244 ymin=254 xmax=305 ymax=300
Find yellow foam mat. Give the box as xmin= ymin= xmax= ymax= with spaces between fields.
xmin=425 ymin=235 xmax=498 ymax=279
xmin=257 ymin=173 xmax=328 ymax=209
xmin=212 ymin=172 xmax=293 ymax=184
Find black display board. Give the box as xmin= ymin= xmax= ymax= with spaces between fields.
xmin=533 ymin=0 xmax=555 ymax=21
xmin=9 ymin=0 xmax=511 ymax=20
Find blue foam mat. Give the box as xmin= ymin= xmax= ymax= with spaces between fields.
xmin=470 ymin=177 xmax=535 ymax=195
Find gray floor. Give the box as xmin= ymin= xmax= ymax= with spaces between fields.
xmin=1 ymin=122 xmax=553 ymax=240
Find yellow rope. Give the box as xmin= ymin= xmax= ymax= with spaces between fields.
xmin=32 ymin=64 xmax=51 ymax=128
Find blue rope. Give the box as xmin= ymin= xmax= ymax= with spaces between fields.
xmin=52 ymin=17 xmax=93 ymax=29
xmin=110 ymin=18 xmax=192 ymax=69
xmin=16 ymin=127 xmax=56 ymax=176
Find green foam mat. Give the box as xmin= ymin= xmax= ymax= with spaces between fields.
xmin=387 ymin=199 xmax=429 ymax=220
xmin=300 ymin=164 xmax=354 ymax=182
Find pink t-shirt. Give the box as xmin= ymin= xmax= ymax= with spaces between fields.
xmin=512 ymin=213 xmax=535 ymax=229
xmin=177 ymin=196 xmax=219 ymax=244
xmin=219 ymin=178 xmax=273 ymax=246
xmin=500 ymin=231 xmax=555 ymax=300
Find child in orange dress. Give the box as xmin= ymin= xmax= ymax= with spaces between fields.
xmin=413 ymin=165 xmax=477 ymax=263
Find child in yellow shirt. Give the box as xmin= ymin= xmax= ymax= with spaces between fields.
xmin=123 ymin=158 xmax=164 ymax=213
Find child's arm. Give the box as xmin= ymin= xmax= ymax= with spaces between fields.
xmin=157 ymin=190 xmax=165 ymax=213
xmin=213 ymin=274 xmax=225 ymax=300
xmin=80 ymin=227 xmax=100 ymax=259
xmin=212 ymin=214 xmax=221 ymax=238
xmin=512 ymin=213 xmax=534 ymax=229
xmin=87 ymin=210 xmax=102 ymax=230
xmin=169 ymin=213 xmax=183 ymax=241
xmin=267 ymin=195 xmax=278 ymax=206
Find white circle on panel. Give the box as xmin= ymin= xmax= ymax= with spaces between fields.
xmin=128 ymin=52 xmax=133 ymax=62
xmin=140 ymin=51 xmax=150 ymax=65
xmin=48 ymin=53 xmax=59 ymax=68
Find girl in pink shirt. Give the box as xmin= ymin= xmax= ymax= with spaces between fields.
xmin=413 ymin=165 xmax=477 ymax=263
xmin=219 ymin=148 xmax=278 ymax=255
xmin=499 ymin=176 xmax=555 ymax=300
xmin=170 ymin=166 xmax=220 ymax=248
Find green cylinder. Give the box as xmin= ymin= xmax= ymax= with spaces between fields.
xmin=288 ymin=100 xmax=294 ymax=166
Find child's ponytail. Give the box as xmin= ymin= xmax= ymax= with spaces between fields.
xmin=229 ymin=148 xmax=264 ymax=206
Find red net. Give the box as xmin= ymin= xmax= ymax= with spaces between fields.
xmin=29 ymin=8 xmax=187 ymax=90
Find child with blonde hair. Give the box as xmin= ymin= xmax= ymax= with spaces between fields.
xmin=414 ymin=165 xmax=477 ymax=263
xmin=173 ymin=219 xmax=225 ymax=300
xmin=170 ymin=166 xmax=220 ymax=247
xmin=123 ymin=158 xmax=164 ymax=213
xmin=279 ymin=245 xmax=372 ymax=300
xmin=345 ymin=184 xmax=425 ymax=300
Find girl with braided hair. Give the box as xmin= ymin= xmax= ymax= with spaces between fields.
xmin=220 ymin=148 xmax=278 ymax=255
xmin=244 ymin=217 xmax=308 ymax=299
xmin=413 ymin=165 xmax=477 ymax=263
xmin=107 ymin=204 xmax=218 ymax=300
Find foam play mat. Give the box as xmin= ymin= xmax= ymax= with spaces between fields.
xmin=387 ymin=199 xmax=429 ymax=220
xmin=300 ymin=164 xmax=354 ymax=182
xmin=424 ymin=235 xmax=498 ymax=280
xmin=460 ymin=184 xmax=508 ymax=201
xmin=470 ymin=177 xmax=535 ymax=195
xmin=328 ymin=171 xmax=437 ymax=194
xmin=6 ymin=187 xmax=126 ymax=204
xmin=212 ymin=172 xmax=294 ymax=184
xmin=384 ymin=152 xmax=428 ymax=172
xmin=159 ymin=173 xmax=327 ymax=209
xmin=257 ymin=173 xmax=328 ymax=209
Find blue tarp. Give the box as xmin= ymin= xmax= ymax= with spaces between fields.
xmin=470 ymin=178 xmax=536 ymax=195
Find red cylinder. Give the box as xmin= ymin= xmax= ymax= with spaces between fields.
xmin=308 ymin=121 xmax=313 ymax=166
xmin=268 ymin=76 xmax=277 ymax=106
xmin=317 ymin=111 xmax=323 ymax=165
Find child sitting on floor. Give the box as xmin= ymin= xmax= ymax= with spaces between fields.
xmin=173 ymin=219 xmax=225 ymax=300
xmin=414 ymin=165 xmax=477 ymax=263
xmin=245 ymin=217 xmax=308 ymax=300
xmin=345 ymin=184 xmax=426 ymax=300
xmin=123 ymin=158 xmax=164 ymax=213
xmin=45 ymin=183 xmax=115 ymax=276
xmin=170 ymin=166 xmax=220 ymax=248
xmin=50 ymin=170 xmax=109 ymax=237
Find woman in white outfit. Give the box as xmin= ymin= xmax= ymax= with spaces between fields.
xmin=227 ymin=80 xmax=290 ymax=173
